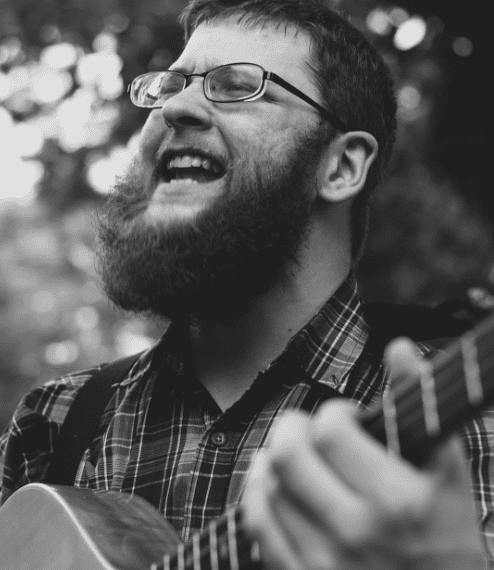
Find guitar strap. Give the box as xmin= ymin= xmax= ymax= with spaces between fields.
xmin=43 ymin=353 xmax=142 ymax=485
xmin=341 ymin=301 xmax=473 ymax=399
xmin=42 ymin=298 xmax=479 ymax=486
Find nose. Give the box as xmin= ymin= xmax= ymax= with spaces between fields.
xmin=160 ymin=78 xmax=213 ymax=132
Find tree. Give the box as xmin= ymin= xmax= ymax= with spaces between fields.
xmin=0 ymin=0 xmax=491 ymax=430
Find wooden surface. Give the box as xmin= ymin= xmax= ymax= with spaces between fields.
xmin=0 ymin=483 xmax=181 ymax=570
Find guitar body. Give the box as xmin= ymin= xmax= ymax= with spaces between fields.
xmin=0 ymin=483 xmax=181 ymax=570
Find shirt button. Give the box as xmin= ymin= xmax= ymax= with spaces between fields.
xmin=211 ymin=432 xmax=227 ymax=447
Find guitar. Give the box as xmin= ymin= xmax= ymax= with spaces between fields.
xmin=1 ymin=311 xmax=494 ymax=570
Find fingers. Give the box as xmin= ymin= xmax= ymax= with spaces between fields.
xmin=384 ymin=337 xmax=423 ymax=385
xmin=243 ymin=449 xmax=301 ymax=570
xmin=427 ymin=436 xmax=470 ymax=484
xmin=268 ymin=411 xmax=374 ymax=541
xmin=269 ymin=485 xmax=339 ymax=570
xmin=310 ymin=400 xmax=436 ymax=525
xmin=242 ymin=334 xmax=486 ymax=570
xmin=383 ymin=338 xmax=471 ymax=487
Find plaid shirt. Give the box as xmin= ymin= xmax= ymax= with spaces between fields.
xmin=1 ymin=274 xmax=493 ymax=563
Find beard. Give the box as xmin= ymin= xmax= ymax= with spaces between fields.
xmin=95 ymin=127 xmax=328 ymax=324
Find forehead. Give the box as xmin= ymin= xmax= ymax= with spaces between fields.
xmin=174 ymin=20 xmax=313 ymax=86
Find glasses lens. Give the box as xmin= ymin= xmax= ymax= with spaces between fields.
xmin=207 ymin=64 xmax=262 ymax=102
xmin=131 ymin=72 xmax=185 ymax=107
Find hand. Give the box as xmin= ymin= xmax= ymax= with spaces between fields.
xmin=243 ymin=338 xmax=486 ymax=570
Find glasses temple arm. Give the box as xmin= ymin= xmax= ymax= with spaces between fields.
xmin=266 ymin=72 xmax=349 ymax=132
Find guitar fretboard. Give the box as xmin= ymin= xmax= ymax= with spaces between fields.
xmin=151 ymin=508 xmax=260 ymax=570
xmin=152 ymin=311 xmax=494 ymax=570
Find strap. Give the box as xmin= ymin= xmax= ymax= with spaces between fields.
xmin=362 ymin=301 xmax=473 ymax=348
xmin=342 ymin=300 xmax=480 ymax=398
xmin=43 ymin=353 xmax=141 ymax=485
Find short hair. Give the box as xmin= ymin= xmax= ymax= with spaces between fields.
xmin=179 ymin=0 xmax=397 ymax=262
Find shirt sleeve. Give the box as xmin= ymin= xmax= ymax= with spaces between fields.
xmin=460 ymin=409 xmax=494 ymax=565
xmin=0 ymin=372 xmax=94 ymax=506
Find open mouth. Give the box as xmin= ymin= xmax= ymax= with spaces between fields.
xmin=159 ymin=151 xmax=226 ymax=185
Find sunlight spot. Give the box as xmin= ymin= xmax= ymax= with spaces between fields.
xmin=116 ymin=329 xmax=155 ymax=357
xmin=388 ymin=7 xmax=409 ymax=27
xmin=93 ymin=32 xmax=118 ymax=53
xmin=86 ymin=146 xmax=129 ymax=194
xmin=394 ymin=17 xmax=427 ymax=50
xmin=12 ymin=122 xmax=45 ymax=157
xmin=74 ymin=306 xmax=100 ymax=330
xmin=32 ymin=290 xmax=56 ymax=313
xmin=40 ymin=42 xmax=79 ymax=69
xmin=398 ymin=84 xmax=422 ymax=110
xmin=31 ymin=66 xmax=73 ymax=104
xmin=366 ymin=9 xmax=392 ymax=35
xmin=105 ymin=12 xmax=130 ymax=33
xmin=0 ymin=71 xmax=12 ymax=100
xmin=44 ymin=341 xmax=80 ymax=366
xmin=452 ymin=37 xmax=473 ymax=57
xmin=76 ymin=52 xmax=123 ymax=86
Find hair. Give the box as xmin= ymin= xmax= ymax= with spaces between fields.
xmin=179 ymin=0 xmax=397 ymax=263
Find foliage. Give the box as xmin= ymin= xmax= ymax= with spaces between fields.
xmin=0 ymin=0 xmax=491 ymax=429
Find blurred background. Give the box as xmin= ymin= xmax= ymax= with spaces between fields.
xmin=0 ymin=0 xmax=492 ymax=430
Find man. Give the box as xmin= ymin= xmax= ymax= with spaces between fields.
xmin=0 ymin=0 xmax=490 ymax=567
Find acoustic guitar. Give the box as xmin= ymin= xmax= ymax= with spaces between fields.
xmin=1 ymin=312 xmax=494 ymax=570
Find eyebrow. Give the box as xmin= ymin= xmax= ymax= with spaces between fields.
xmin=169 ymin=59 xmax=225 ymax=73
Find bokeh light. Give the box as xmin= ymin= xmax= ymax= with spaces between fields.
xmin=12 ymin=123 xmax=45 ymax=157
xmin=394 ymin=16 xmax=427 ymax=50
xmin=452 ymin=37 xmax=473 ymax=57
xmin=76 ymin=52 xmax=123 ymax=86
xmin=0 ymin=108 xmax=45 ymax=204
xmin=31 ymin=66 xmax=73 ymax=104
xmin=40 ymin=42 xmax=79 ymax=70
xmin=388 ymin=7 xmax=409 ymax=27
xmin=366 ymin=9 xmax=392 ymax=35
xmin=44 ymin=341 xmax=80 ymax=366
xmin=116 ymin=327 xmax=156 ymax=357
xmin=86 ymin=145 xmax=130 ymax=194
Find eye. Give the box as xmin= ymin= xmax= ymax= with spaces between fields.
xmin=223 ymin=79 xmax=256 ymax=95
xmin=209 ymin=66 xmax=261 ymax=100
xmin=159 ymin=73 xmax=185 ymax=97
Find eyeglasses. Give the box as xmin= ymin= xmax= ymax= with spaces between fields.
xmin=128 ymin=62 xmax=349 ymax=132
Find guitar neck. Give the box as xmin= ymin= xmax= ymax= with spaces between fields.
xmin=362 ymin=314 xmax=494 ymax=466
xmin=151 ymin=508 xmax=257 ymax=570
xmin=153 ymin=311 xmax=494 ymax=570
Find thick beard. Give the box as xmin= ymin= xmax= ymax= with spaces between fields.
xmin=95 ymin=128 xmax=327 ymax=324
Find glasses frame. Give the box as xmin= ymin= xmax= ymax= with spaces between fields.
xmin=128 ymin=62 xmax=349 ymax=132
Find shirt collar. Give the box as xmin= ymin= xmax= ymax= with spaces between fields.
xmin=282 ymin=273 xmax=369 ymax=392
xmin=120 ymin=273 xmax=368 ymax=393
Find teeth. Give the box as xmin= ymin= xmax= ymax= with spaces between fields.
xmin=167 ymin=154 xmax=220 ymax=173
xmin=168 ymin=178 xmax=199 ymax=184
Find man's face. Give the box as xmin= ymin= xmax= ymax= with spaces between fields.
xmin=96 ymin=21 xmax=330 ymax=322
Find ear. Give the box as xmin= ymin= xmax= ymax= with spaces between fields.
xmin=317 ymin=131 xmax=378 ymax=204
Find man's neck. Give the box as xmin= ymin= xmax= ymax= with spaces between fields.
xmin=190 ymin=218 xmax=352 ymax=411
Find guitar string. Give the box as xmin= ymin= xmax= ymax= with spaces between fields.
xmin=160 ymin=531 xmax=255 ymax=570
xmin=153 ymin=317 xmax=494 ymax=570
xmin=154 ymin=537 xmax=256 ymax=570
xmin=165 ymin=338 xmax=490 ymax=570
xmin=390 ymin=344 xmax=494 ymax=432
xmin=385 ymin=314 xmax=494 ymax=415
xmin=380 ymin=336 xmax=474 ymax=419
xmin=371 ymin=316 xmax=494 ymax=430
xmin=159 ymin=510 xmax=256 ymax=570
xmin=364 ymin=344 xmax=494 ymax=453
